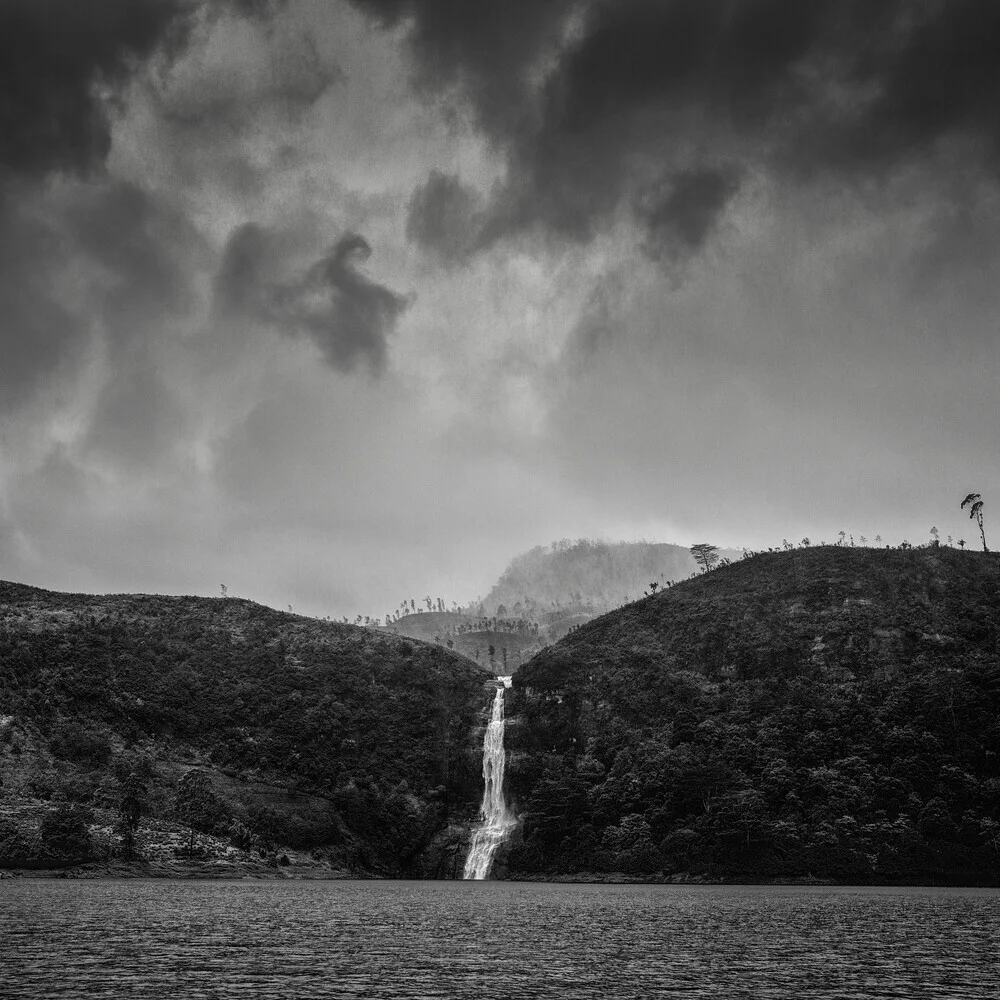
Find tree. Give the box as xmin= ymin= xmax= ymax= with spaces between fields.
xmin=0 ymin=816 xmax=30 ymax=867
xmin=228 ymin=817 xmax=254 ymax=853
xmin=116 ymin=771 xmax=146 ymax=862
xmin=958 ymin=538 xmax=966 ymax=550
xmin=930 ymin=527 xmax=939 ymax=545
xmin=961 ymin=493 xmax=988 ymax=552
xmin=175 ymin=769 xmax=216 ymax=854
xmin=689 ymin=543 xmax=719 ymax=573
xmin=40 ymin=803 xmax=93 ymax=862
xmin=838 ymin=531 xmax=846 ymax=546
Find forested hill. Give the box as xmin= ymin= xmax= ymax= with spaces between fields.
xmin=0 ymin=582 xmax=492 ymax=876
xmin=503 ymin=546 xmax=1000 ymax=884
xmin=481 ymin=539 xmax=702 ymax=614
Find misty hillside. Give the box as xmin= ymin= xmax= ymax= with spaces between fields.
xmin=0 ymin=582 xmax=491 ymax=876
xmin=503 ymin=546 xmax=1000 ymax=884
xmin=481 ymin=539 xmax=701 ymax=615
xmin=378 ymin=539 xmax=740 ymax=671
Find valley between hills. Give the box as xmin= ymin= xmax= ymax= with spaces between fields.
xmin=2 ymin=542 xmax=999 ymax=884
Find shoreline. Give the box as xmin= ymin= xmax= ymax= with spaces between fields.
xmin=4 ymin=864 xmax=998 ymax=887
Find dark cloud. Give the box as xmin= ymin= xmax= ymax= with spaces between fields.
xmin=0 ymin=189 xmax=82 ymax=411
xmin=0 ymin=0 xmax=243 ymax=417
xmin=85 ymin=362 xmax=184 ymax=469
xmin=218 ymin=0 xmax=287 ymax=20
xmin=565 ymin=273 xmax=625 ymax=360
xmin=290 ymin=235 xmax=410 ymax=375
xmin=0 ymin=0 xmax=300 ymax=180
xmin=364 ymin=0 xmax=1000 ymax=258
xmin=350 ymin=0 xmax=578 ymax=141
xmin=65 ymin=180 xmax=206 ymax=334
xmin=216 ymin=226 xmax=410 ymax=375
xmin=214 ymin=222 xmax=274 ymax=317
xmin=638 ymin=168 xmax=742 ymax=261
xmin=0 ymin=0 xmax=191 ymax=177
xmin=0 ymin=176 xmax=205 ymax=441
xmin=405 ymin=170 xmax=483 ymax=263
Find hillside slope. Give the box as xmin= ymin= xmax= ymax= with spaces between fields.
xmin=0 ymin=582 xmax=492 ymax=876
xmin=503 ymin=546 xmax=1000 ymax=884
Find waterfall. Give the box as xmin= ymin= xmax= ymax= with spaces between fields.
xmin=463 ymin=676 xmax=515 ymax=880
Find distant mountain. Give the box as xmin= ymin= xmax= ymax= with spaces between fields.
xmin=480 ymin=539 xmax=701 ymax=616
xmin=502 ymin=546 xmax=1000 ymax=884
xmin=0 ymin=582 xmax=491 ymax=877
xmin=381 ymin=540 xmax=736 ymax=669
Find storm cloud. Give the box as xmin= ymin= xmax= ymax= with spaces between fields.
xmin=0 ymin=189 xmax=82 ymax=411
xmin=0 ymin=0 xmax=295 ymax=419
xmin=3 ymin=0 xmax=999 ymax=624
xmin=362 ymin=0 xmax=1000 ymax=258
xmin=405 ymin=171 xmax=484 ymax=264
xmin=216 ymin=225 xmax=410 ymax=375
xmin=0 ymin=0 xmax=190 ymax=177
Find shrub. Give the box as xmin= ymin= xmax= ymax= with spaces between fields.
xmin=40 ymin=802 xmax=94 ymax=861
xmin=918 ymin=798 xmax=959 ymax=841
xmin=48 ymin=720 xmax=111 ymax=768
xmin=0 ymin=816 xmax=31 ymax=866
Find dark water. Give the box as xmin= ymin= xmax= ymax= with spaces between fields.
xmin=1 ymin=881 xmax=998 ymax=998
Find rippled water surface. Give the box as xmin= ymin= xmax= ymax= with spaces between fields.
xmin=2 ymin=881 xmax=998 ymax=998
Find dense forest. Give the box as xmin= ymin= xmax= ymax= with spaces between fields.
xmin=503 ymin=546 xmax=1000 ymax=884
xmin=0 ymin=582 xmax=491 ymax=875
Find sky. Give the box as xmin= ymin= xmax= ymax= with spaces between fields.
xmin=2 ymin=0 xmax=999 ymax=619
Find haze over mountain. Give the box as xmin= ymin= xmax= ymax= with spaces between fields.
xmin=2 ymin=1 xmax=999 ymax=621
xmin=375 ymin=539 xmax=731 ymax=670
xmin=479 ymin=539 xmax=703 ymax=614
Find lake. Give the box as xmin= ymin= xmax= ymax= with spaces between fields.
xmin=1 ymin=881 xmax=997 ymax=998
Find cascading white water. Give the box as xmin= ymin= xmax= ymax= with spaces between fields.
xmin=463 ymin=675 xmax=515 ymax=880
